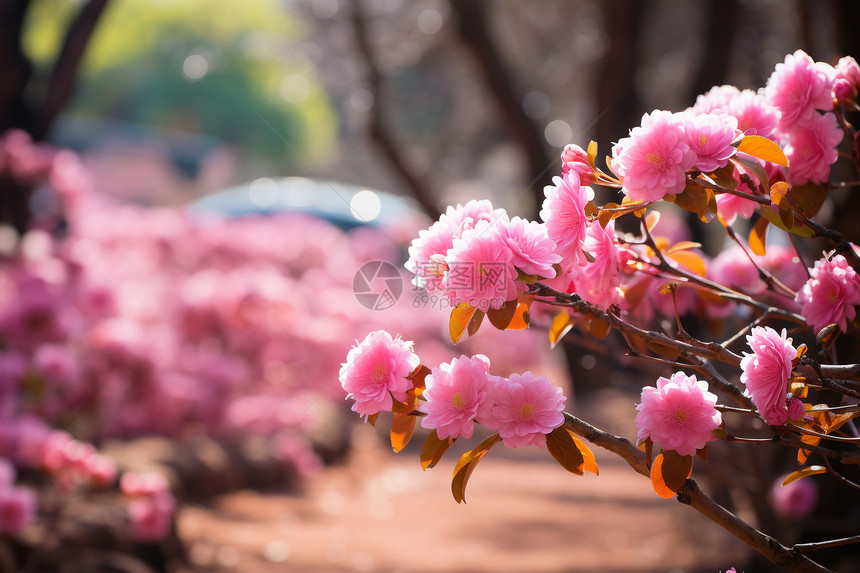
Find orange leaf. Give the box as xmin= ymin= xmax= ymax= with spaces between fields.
xmin=547 ymin=427 xmax=598 ymax=475
xmin=587 ymin=140 xmax=598 ymax=167
xmin=449 ymin=303 xmax=477 ymax=344
xmin=549 ymin=311 xmax=573 ymax=349
xmin=407 ymin=364 xmax=432 ymax=392
xmin=663 ymin=241 xmax=703 ymax=255
xmin=769 ymin=181 xmax=791 ymax=207
xmin=420 ymin=430 xmax=455 ymax=470
xmin=749 ymin=216 xmax=769 ymax=256
xmin=367 ymin=412 xmax=379 ymax=427
xmin=451 ymin=432 xmax=501 ymax=503
xmin=737 ymin=135 xmax=789 ymax=167
xmin=390 ymin=411 xmax=417 ymax=453
xmin=506 ymin=302 xmax=531 ymax=330
xmin=650 ymin=451 xmax=693 ymax=498
xmin=782 ymin=465 xmax=827 ymax=486
xmin=667 ymin=250 xmax=706 ymax=276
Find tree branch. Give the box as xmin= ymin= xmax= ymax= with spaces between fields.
xmin=36 ymin=0 xmax=111 ymax=140
xmin=349 ymin=0 xmax=440 ymax=218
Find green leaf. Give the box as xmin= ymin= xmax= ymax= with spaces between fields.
xmin=782 ymin=465 xmax=827 ymax=486
xmin=758 ymin=205 xmax=815 ymax=238
xmin=650 ymin=451 xmax=693 ymax=498
xmin=730 ymin=155 xmax=769 ymax=192
xmin=420 ymin=430 xmax=455 ymax=470
xmin=451 ymin=432 xmax=501 ymax=503
xmin=737 ymin=135 xmax=789 ymax=167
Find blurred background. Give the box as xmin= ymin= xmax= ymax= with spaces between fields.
xmin=0 ymin=0 xmax=858 ymax=572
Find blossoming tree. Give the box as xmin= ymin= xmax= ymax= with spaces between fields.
xmin=341 ymin=50 xmax=860 ymax=572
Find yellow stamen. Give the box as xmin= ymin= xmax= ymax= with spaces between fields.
xmin=452 ymin=393 xmax=465 ymax=408
xmin=519 ymin=403 xmax=534 ymax=419
xmin=371 ymin=362 xmax=386 ymax=383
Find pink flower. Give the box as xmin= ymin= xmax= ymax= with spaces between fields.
xmin=497 ymin=217 xmax=560 ymax=278
xmin=540 ymin=171 xmax=593 ymax=267
xmin=833 ymin=56 xmax=860 ymax=102
xmin=740 ymin=327 xmax=796 ymax=425
xmin=635 ymin=372 xmax=721 ymax=456
xmin=481 ymin=372 xmax=566 ymax=448
xmin=572 ymin=220 xmax=621 ymax=307
xmin=710 ymin=245 xmax=766 ymax=295
xmin=612 ymin=110 xmax=696 ymax=202
xmin=692 ymin=85 xmax=740 ymax=114
xmin=728 ymin=89 xmax=779 ymax=137
xmin=784 ymin=112 xmax=844 ymax=185
xmin=406 ymin=200 xmax=507 ymax=291
xmin=560 ymin=144 xmax=596 ymax=184
xmin=443 ymin=220 xmax=518 ymax=311
xmin=796 ymin=254 xmax=860 ymax=333
xmin=0 ymin=485 xmax=36 ymax=534
xmin=683 ymin=112 xmax=739 ymax=172
xmin=770 ymin=474 xmax=818 ymax=519
xmin=787 ymin=397 xmax=805 ymax=421
xmin=0 ymin=459 xmax=13 ymax=487
xmin=121 ymin=471 xmax=170 ymax=497
xmin=715 ymin=192 xmax=759 ymax=226
xmin=419 ymin=354 xmax=492 ymax=440
xmin=766 ymin=50 xmax=834 ymax=130
xmin=128 ymin=490 xmax=175 ymax=543
xmin=340 ymin=330 xmax=420 ymax=418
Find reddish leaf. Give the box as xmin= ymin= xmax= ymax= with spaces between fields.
xmin=367 ymin=412 xmax=379 ymax=427
xmin=651 ymin=451 xmax=693 ymax=498
xmin=549 ymin=311 xmax=573 ymax=349
xmin=487 ymin=299 xmax=518 ymax=330
xmin=589 ymin=315 xmax=611 ymax=340
xmin=420 ymin=430 xmax=455 ymax=470
xmin=407 ymin=364 xmax=432 ymax=393
xmin=791 ymin=182 xmax=828 ymax=218
xmin=467 ymin=308 xmax=485 ymax=336
xmin=672 ymin=183 xmax=718 ymax=222
xmin=449 ymin=303 xmax=477 ymax=344
xmin=451 ymin=432 xmax=501 ymax=503
xmin=749 ymin=216 xmax=769 ymax=256
xmin=709 ymin=164 xmax=738 ymax=189
xmin=546 ymin=425 xmax=599 ymax=476
xmin=782 ymin=465 xmax=827 ymax=486
xmin=737 ymin=135 xmax=789 ymax=167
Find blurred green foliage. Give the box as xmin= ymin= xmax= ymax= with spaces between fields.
xmin=23 ymin=0 xmax=336 ymax=163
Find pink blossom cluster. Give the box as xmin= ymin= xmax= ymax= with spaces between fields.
xmin=740 ymin=327 xmax=799 ymax=426
xmin=0 ymin=459 xmax=36 ymax=535
xmin=770 ymin=473 xmax=819 ymax=520
xmin=406 ymin=199 xmax=560 ymax=311
xmin=340 ymin=335 xmax=567 ymax=449
xmin=419 ymin=354 xmax=566 ymax=448
xmin=610 ymin=109 xmax=739 ymax=203
xmin=120 ymin=472 xmax=176 ymax=543
xmin=635 ymin=372 xmax=722 ymax=456
xmin=795 ymin=254 xmax=860 ymax=333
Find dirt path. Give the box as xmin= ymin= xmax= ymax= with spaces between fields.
xmin=177 ymin=419 xmax=749 ymax=573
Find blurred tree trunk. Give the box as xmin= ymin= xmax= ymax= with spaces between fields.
xmin=448 ymin=0 xmax=553 ymax=219
xmin=593 ymin=0 xmax=647 ymax=162
xmin=0 ymin=0 xmax=109 ymax=234
xmin=688 ymin=0 xmax=739 ymax=103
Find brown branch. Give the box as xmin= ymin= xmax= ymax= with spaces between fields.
xmin=562 ymin=412 xmax=837 ymax=572
xmin=0 ymin=0 xmax=34 ymax=133
xmin=36 ymin=0 xmax=111 ymax=140
xmin=349 ymin=0 xmax=440 ymax=218
xmin=448 ymin=0 xmax=553 ymax=219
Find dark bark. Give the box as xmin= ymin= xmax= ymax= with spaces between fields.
xmin=448 ymin=0 xmax=553 ymax=219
